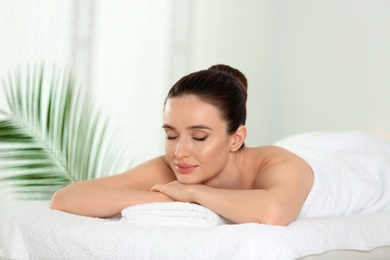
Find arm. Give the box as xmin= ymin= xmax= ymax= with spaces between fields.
xmin=152 ymin=160 xmax=312 ymax=226
xmin=152 ymin=182 xmax=284 ymax=224
xmin=51 ymin=156 xmax=176 ymax=218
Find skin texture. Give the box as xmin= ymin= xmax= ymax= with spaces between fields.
xmin=51 ymin=95 xmax=313 ymax=226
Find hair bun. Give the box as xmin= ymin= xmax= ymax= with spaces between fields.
xmin=208 ymin=64 xmax=248 ymax=101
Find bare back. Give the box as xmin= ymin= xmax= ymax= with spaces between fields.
xmin=239 ymin=146 xmax=314 ymax=221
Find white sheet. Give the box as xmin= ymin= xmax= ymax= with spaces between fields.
xmin=1 ymin=203 xmax=390 ymax=259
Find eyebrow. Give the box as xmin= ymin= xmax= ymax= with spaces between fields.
xmin=162 ymin=124 xmax=213 ymax=131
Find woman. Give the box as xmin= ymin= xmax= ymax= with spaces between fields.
xmin=51 ymin=64 xmax=390 ymax=226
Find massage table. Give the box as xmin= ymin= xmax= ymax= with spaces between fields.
xmin=1 ymin=202 xmax=390 ymax=259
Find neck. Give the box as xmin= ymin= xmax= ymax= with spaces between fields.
xmin=201 ymin=149 xmax=244 ymax=189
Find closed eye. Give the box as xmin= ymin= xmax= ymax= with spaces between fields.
xmin=193 ymin=136 xmax=207 ymax=141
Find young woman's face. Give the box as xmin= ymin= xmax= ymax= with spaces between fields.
xmin=163 ymin=95 xmax=234 ymax=184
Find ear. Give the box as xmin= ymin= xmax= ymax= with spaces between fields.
xmin=230 ymin=125 xmax=247 ymax=152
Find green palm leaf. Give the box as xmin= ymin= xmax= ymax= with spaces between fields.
xmin=0 ymin=64 xmax=129 ymax=200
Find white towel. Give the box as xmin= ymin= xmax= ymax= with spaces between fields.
xmin=120 ymin=202 xmax=231 ymax=228
xmin=1 ymin=204 xmax=390 ymax=259
xmin=274 ymin=131 xmax=390 ymax=218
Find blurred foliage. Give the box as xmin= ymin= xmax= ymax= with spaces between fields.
xmin=0 ymin=64 xmax=129 ymax=200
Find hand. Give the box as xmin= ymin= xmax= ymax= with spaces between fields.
xmin=151 ymin=181 xmax=196 ymax=203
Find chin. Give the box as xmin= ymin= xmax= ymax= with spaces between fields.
xmin=175 ymin=174 xmax=201 ymax=185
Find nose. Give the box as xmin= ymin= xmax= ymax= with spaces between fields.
xmin=175 ymin=137 xmax=190 ymax=159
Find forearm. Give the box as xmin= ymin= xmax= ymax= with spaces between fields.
xmin=51 ymin=182 xmax=172 ymax=218
xmin=151 ymin=181 xmax=297 ymax=225
xmin=190 ymin=185 xmax=291 ymax=225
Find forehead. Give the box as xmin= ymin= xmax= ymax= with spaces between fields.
xmin=164 ymin=95 xmax=224 ymax=126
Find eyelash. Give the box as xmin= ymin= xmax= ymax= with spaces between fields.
xmin=194 ymin=136 xmax=207 ymax=141
xmin=166 ymin=136 xmax=208 ymax=141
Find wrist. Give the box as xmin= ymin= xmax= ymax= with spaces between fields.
xmin=188 ymin=184 xmax=204 ymax=204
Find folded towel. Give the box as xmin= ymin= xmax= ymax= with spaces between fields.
xmin=121 ymin=202 xmax=231 ymax=228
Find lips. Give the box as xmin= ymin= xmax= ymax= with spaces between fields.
xmin=175 ymin=163 xmax=197 ymax=174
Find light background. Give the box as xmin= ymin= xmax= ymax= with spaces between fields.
xmin=1 ymin=0 xmax=390 ymax=219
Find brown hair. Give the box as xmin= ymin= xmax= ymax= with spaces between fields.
xmin=165 ymin=64 xmax=248 ymax=135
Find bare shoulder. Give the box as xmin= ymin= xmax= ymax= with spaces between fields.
xmin=241 ymin=146 xmax=313 ymax=223
xmin=245 ymin=145 xmax=308 ymax=169
xmin=89 ymin=155 xmax=176 ymax=191
xmin=246 ymin=145 xmax=313 ymax=195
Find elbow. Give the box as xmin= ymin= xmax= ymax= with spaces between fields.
xmin=50 ymin=189 xmax=65 ymax=211
xmin=260 ymin=215 xmax=290 ymax=227
xmin=254 ymin=204 xmax=294 ymax=226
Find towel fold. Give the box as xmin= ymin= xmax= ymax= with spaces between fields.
xmin=120 ymin=202 xmax=230 ymax=228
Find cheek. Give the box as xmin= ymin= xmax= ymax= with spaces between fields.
xmin=195 ymin=140 xmax=230 ymax=165
xmin=164 ymin=141 xmax=175 ymax=158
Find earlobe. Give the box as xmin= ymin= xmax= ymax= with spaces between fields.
xmin=230 ymin=126 xmax=247 ymax=152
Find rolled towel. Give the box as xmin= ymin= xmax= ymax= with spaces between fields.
xmin=120 ymin=202 xmax=231 ymax=228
